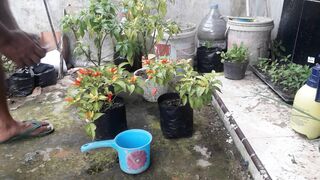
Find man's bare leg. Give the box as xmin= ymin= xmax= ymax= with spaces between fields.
xmin=0 ymin=63 xmax=50 ymax=142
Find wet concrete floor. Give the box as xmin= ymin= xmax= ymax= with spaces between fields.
xmin=0 ymin=76 xmax=250 ymax=180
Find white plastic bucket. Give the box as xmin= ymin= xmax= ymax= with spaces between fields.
xmin=155 ymin=23 xmax=197 ymax=63
xmin=226 ymin=17 xmax=274 ymax=65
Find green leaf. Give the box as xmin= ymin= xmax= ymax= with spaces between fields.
xmin=196 ymin=87 xmax=205 ymax=97
xmin=134 ymin=86 xmax=144 ymax=94
xmin=182 ymin=96 xmax=188 ymax=106
xmin=93 ymin=113 xmax=104 ymax=121
xmin=115 ymin=81 xmax=127 ymax=91
xmin=85 ymin=123 xmax=96 ymax=140
xmin=128 ymin=84 xmax=135 ymax=94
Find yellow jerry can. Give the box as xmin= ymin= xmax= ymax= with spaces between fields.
xmin=291 ymin=64 xmax=320 ymax=139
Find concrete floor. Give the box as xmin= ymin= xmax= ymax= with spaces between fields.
xmin=215 ymin=71 xmax=320 ymax=180
xmin=0 ymin=75 xmax=250 ymax=180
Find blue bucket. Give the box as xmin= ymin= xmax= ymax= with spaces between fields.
xmin=81 ymin=129 xmax=152 ymax=174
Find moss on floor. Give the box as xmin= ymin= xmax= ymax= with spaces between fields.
xmin=0 ymin=76 xmax=250 ymax=180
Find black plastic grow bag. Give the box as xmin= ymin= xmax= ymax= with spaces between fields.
xmin=94 ymin=97 xmax=128 ymax=140
xmin=8 ymin=68 xmax=35 ymax=97
xmin=197 ymin=46 xmax=224 ymax=73
xmin=157 ymin=93 xmax=193 ymax=139
xmin=33 ymin=63 xmax=57 ymax=87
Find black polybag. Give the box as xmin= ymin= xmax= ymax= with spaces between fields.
xmin=94 ymin=97 xmax=128 ymax=140
xmin=32 ymin=63 xmax=57 ymax=87
xmin=158 ymin=93 xmax=193 ymax=139
xmin=7 ymin=63 xmax=57 ymax=97
xmin=197 ymin=46 xmax=224 ymax=73
xmin=8 ymin=68 xmax=34 ymax=97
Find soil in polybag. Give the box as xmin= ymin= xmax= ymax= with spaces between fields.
xmin=158 ymin=93 xmax=193 ymax=139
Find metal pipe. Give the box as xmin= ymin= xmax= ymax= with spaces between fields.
xmin=246 ymin=0 xmax=251 ymax=16
xmin=213 ymin=92 xmax=272 ymax=180
xmin=43 ymin=0 xmax=64 ymax=79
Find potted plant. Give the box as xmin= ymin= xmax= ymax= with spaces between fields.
xmin=220 ymin=43 xmax=249 ymax=80
xmin=61 ymin=0 xmax=119 ymax=66
xmin=114 ymin=0 xmax=180 ymax=69
xmin=65 ymin=63 xmax=143 ymax=140
xmin=251 ymin=56 xmax=311 ymax=103
xmin=157 ymin=63 xmax=222 ymax=138
xmin=133 ymin=57 xmax=173 ymax=102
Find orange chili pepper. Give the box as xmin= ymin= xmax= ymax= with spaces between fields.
xmin=85 ymin=111 xmax=94 ymax=120
xmin=64 ymin=97 xmax=74 ymax=102
xmin=109 ymin=67 xmax=118 ymax=74
xmin=129 ymin=76 xmax=137 ymax=84
xmin=74 ymin=77 xmax=82 ymax=86
xmin=146 ymin=69 xmax=155 ymax=74
xmin=92 ymin=71 xmax=102 ymax=77
xmin=112 ymin=75 xmax=118 ymax=81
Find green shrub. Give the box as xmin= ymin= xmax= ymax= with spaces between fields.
xmin=219 ymin=43 xmax=248 ymax=63
xmin=257 ymin=56 xmax=311 ymax=93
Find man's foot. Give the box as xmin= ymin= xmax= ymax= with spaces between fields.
xmin=0 ymin=120 xmax=54 ymax=143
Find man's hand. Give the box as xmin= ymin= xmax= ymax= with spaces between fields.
xmin=0 ymin=30 xmax=46 ymax=67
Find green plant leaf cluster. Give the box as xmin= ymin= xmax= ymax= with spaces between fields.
xmin=0 ymin=54 xmax=15 ymax=74
xmin=175 ymin=62 xmax=222 ymax=109
xmin=138 ymin=57 xmax=222 ymax=109
xmin=141 ymin=57 xmax=176 ymax=86
xmin=61 ymin=0 xmax=119 ymax=66
xmin=65 ymin=63 xmax=144 ymax=139
xmin=219 ymin=43 xmax=248 ymax=63
xmin=270 ymin=40 xmax=286 ymax=61
xmin=116 ymin=0 xmax=180 ymax=65
xmin=257 ymin=56 xmax=311 ymax=93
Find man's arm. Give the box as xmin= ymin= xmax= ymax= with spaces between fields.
xmin=0 ymin=0 xmax=19 ymax=30
xmin=0 ymin=0 xmax=46 ymax=67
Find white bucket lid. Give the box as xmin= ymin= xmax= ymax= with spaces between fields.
xmin=227 ymin=17 xmax=274 ymax=32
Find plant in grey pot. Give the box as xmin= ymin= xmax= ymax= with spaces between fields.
xmin=220 ymin=43 xmax=249 ymax=80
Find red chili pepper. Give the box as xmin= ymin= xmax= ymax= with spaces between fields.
xmin=78 ymin=68 xmax=88 ymax=75
xmin=151 ymin=88 xmax=158 ymax=96
xmin=92 ymin=71 xmax=102 ymax=77
xmin=109 ymin=67 xmax=118 ymax=74
xmin=161 ymin=59 xmax=168 ymax=64
xmin=74 ymin=77 xmax=82 ymax=86
xmin=107 ymin=93 xmax=113 ymax=103
xmin=142 ymin=59 xmax=150 ymax=65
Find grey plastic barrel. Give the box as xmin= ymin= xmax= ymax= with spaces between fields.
xmin=226 ymin=17 xmax=274 ymax=65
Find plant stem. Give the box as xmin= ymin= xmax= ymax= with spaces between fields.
xmin=71 ymin=28 xmax=97 ymax=66
xmin=143 ymin=31 xmax=148 ymax=58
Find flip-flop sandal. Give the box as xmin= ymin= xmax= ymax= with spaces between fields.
xmin=0 ymin=120 xmax=54 ymax=144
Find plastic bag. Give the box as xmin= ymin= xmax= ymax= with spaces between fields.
xmin=94 ymin=97 xmax=128 ymax=140
xmin=158 ymin=93 xmax=193 ymax=139
xmin=8 ymin=68 xmax=35 ymax=97
xmin=33 ymin=63 xmax=57 ymax=87
xmin=197 ymin=46 xmax=223 ymax=73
